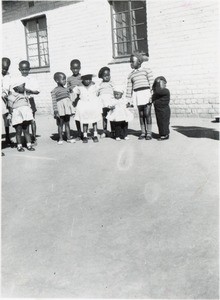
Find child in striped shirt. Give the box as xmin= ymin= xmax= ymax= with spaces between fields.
xmin=51 ymin=72 xmax=75 ymax=145
xmin=126 ymin=53 xmax=154 ymax=140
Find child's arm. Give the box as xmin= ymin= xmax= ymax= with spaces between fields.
xmin=125 ymin=74 xmax=134 ymax=106
xmin=51 ymin=90 xmax=59 ymax=118
xmin=145 ymin=67 xmax=154 ymax=91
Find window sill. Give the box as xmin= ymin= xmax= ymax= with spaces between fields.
xmin=29 ymin=67 xmax=50 ymax=74
xmin=108 ymin=57 xmax=130 ymax=65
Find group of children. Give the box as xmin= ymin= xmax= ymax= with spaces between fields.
xmin=1 ymin=53 xmax=171 ymax=153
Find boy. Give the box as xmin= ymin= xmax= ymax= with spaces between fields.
xmin=67 ymin=59 xmax=82 ymax=140
xmin=2 ymin=57 xmax=13 ymax=146
xmin=126 ymin=53 xmax=154 ymax=140
xmin=18 ymin=60 xmax=40 ymax=145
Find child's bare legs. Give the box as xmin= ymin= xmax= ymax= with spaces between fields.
xmin=75 ymin=120 xmax=82 ymax=140
xmin=14 ymin=124 xmax=23 ymax=148
xmin=82 ymin=123 xmax=88 ymax=143
xmin=30 ymin=119 xmax=37 ymax=142
xmin=138 ymin=105 xmax=146 ymax=139
xmin=101 ymin=108 xmax=109 ymax=138
xmin=92 ymin=122 xmax=99 ymax=142
xmin=63 ymin=115 xmax=71 ymax=140
xmin=144 ymin=104 xmax=152 ymax=139
xmin=23 ymin=121 xmax=35 ymax=150
xmin=57 ymin=117 xmax=64 ymax=143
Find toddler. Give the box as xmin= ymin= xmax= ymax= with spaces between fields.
xmin=67 ymin=59 xmax=82 ymax=140
xmin=152 ymin=76 xmax=171 ymax=140
xmin=72 ymin=72 xmax=102 ymax=143
xmin=7 ymin=79 xmax=35 ymax=152
xmin=106 ymin=86 xmax=133 ymax=141
xmin=97 ymin=66 xmax=115 ymax=138
xmin=51 ymin=72 xmax=75 ymax=144
xmin=18 ymin=60 xmax=40 ymax=145
xmin=126 ymin=53 xmax=154 ymax=140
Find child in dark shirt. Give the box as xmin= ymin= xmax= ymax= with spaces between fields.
xmin=152 ymin=76 xmax=171 ymax=140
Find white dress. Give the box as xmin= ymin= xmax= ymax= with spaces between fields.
xmin=106 ymin=97 xmax=134 ymax=122
xmin=73 ymin=84 xmax=102 ymax=124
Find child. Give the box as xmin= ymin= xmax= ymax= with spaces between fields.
xmin=18 ymin=60 xmax=40 ymax=145
xmin=72 ymin=72 xmax=102 ymax=143
xmin=51 ymin=72 xmax=75 ymax=145
xmin=7 ymin=79 xmax=35 ymax=152
xmin=126 ymin=52 xmax=154 ymax=140
xmin=106 ymin=86 xmax=133 ymax=141
xmin=67 ymin=59 xmax=82 ymax=140
xmin=2 ymin=57 xmax=13 ymax=146
xmin=152 ymin=76 xmax=171 ymax=140
xmin=97 ymin=66 xmax=115 ymax=138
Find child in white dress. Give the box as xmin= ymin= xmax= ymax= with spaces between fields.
xmin=107 ymin=86 xmax=133 ymax=141
xmin=51 ymin=72 xmax=75 ymax=145
xmin=72 ymin=73 xmax=102 ymax=143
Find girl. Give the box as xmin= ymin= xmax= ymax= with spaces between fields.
xmin=97 ymin=66 xmax=115 ymax=138
xmin=72 ymin=72 xmax=102 ymax=143
xmin=152 ymin=76 xmax=171 ymax=140
xmin=106 ymin=86 xmax=133 ymax=141
xmin=51 ymin=72 xmax=75 ymax=145
xmin=126 ymin=52 xmax=154 ymax=140
xmin=7 ymin=80 xmax=35 ymax=152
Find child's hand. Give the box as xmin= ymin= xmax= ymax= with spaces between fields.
xmin=109 ymin=105 xmax=115 ymax=110
xmin=54 ymin=111 xmax=60 ymax=119
xmin=148 ymin=96 xmax=152 ymax=104
xmin=69 ymin=88 xmax=73 ymax=93
xmin=7 ymin=113 xmax=12 ymax=125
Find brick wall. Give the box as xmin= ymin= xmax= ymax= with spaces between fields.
xmin=2 ymin=0 xmax=219 ymax=117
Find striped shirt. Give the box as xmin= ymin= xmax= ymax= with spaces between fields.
xmin=51 ymin=86 xmax=70 ymax=112
xmin=126 ymin=66 xmax=154 ymax=98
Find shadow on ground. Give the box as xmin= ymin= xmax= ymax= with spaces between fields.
xmin=172 ymin=126 xmax=219 ymax=140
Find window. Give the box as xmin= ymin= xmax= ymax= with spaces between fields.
xmin=110 ymin=1 xmax=148 ymax=58
xmin=22 ymin=15 xmax=50 ymax=70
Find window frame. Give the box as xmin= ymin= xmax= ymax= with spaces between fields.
xmin=110 ymin=1 xmax=148 ymax=59
xmin=22 ymin=14 xmax=50 ymax=73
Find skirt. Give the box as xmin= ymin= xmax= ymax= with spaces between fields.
xmin=57 ymin=98 xmax=75 ymax=116
xmin=134 ymin=89 xmax=151 ymax=106
xmin=106 ymin=107 xmax=133 ymax=122
xmin=74 ymin=98 xmax=102 ymax=124
xmin=12 ymin=106 xmax=33 ymax=126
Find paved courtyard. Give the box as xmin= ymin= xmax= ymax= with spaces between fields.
xmin=1 ymin=114 xmax=219 ymax=298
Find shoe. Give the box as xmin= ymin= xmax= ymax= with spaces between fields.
xmin=100 ymin=132 xmax=106 ymax=138
xmin=145 ymin=134 xmax=152 ymax=140
xmin=138 ymin=134 xmax=145 ymax=140
xmin=57 ymin=140 xmax=63 ymax=145
xmin=83 ymin=136 xmax=88 ymax=143
xmin=5 ymin=139 xmax=13 ymax=145
xmin=93 ymin=136 xmax=99 ymax=143
xmin=17 ymin=147 xmax=25 ymax=152
xmin=67 ymin=138 xmax=76 ymax=143
xmin=116 ymin=137 xmax=121 ymax=141
xmin=124 ymin=136 xmax=130 ymax=140
xmin=158 ymin=135 xmax=169 ymax=141
xmin=2 ymin=152 xmax=5 ymax=156
xmin=32 ymin=139 xmax=37 ymax=146
xmin=27 ymin=146 xmax=35 ymax=151
xmin=75 ymin=136 xmax=82 ymax=141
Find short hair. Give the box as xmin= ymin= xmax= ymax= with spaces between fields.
xmin=70 ymin=59 xmax=81 ymax=68
xmin=19 ymin=60 xmax=30 ymax=69
xmin=98 ymin=66 xmax=110 ymax=78
xmin=54 ymin=72 xmax=66 ymax=81
xmin=130 ymin=53 xmax=144 ymax=64
xmin=2 ymin=57 xmax=11 ymax=66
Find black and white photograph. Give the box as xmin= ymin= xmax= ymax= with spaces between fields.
xmin=1 ymin=0 xmax=219 ymax=298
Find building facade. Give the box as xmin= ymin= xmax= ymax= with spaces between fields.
xmin=2 ymin=0 xmax=219 ymax=117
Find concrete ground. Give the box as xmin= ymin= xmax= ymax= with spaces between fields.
xmin=1 ymin=114 xmax=219 ymax=298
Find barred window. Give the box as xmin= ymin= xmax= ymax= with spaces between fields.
xmin=22 ymin=15 xmax=50 ymax=70
xmin=110 ymin=1 xmax=148 ymax=58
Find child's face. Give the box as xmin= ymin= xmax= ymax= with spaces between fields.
xmin=102 ymin=70 xmax=111 ymax=82
xmin=114 ymin=91 xmax=123 ymax=99
xmin=130 ymin=56 xmax=141 ymax=69
xmin=82 ymin=76 xmax=92 ymax=86
xmin=19 ymin=63 xmax=30 ymax=77
xmin=56 ymin=74 xmax=66 ymax=86
xmin=2 ymin=62 xmax=10 ymax=76
xmin=71 ymin=63 xmax=81 ymax=76
xmin=160 ymin=79 xmax=166 ymax=89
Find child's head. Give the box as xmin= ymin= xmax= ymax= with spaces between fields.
xmin=81 ymin=74 xmax=93 ymax=86
xmin=153 ymin=76 xmax=167 ymax=91
xmin=2 ymin=57 xmax=11 ymax=76
xmin=130 ymin=53 xmax=144 ymax=69
xmin=98 ymin=67 xmax=111 ymax=82
xmin=113 ymin=86 xmax=124 ymax=100
xmin=54 ymin=72 xmax=66 ymax=87
xmin=19 ymin=60 xmax=31 ymax=77
xmin=70 ymin=59 xmax=81 ymax=76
